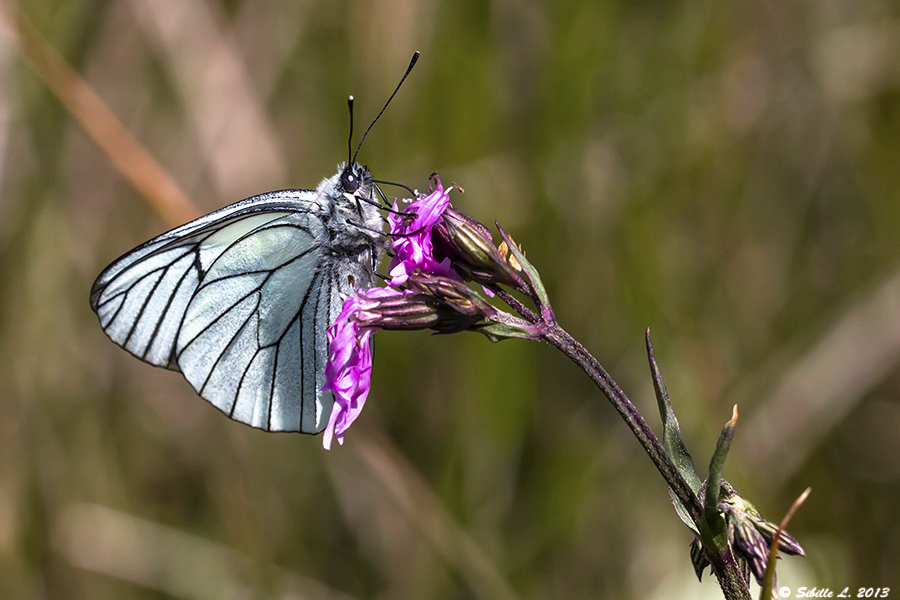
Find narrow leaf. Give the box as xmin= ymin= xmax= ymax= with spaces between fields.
xmin=702 ymin=405 xmax=739 ymax=548
xmin=646 ymin=327 xmax=702 ymax=534
xmin=475 ymin=321 xmax=540 ymax=342
xmin=495 ymin=223 xmax=551 ymax=313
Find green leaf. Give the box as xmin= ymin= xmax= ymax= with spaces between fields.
xmin=474 ymin=321 xmax=539 ymax=342
xmin=495 ymin=222 xmax=550 ymax=311
xmin=646 ymin=327 xmax=701 ymax=534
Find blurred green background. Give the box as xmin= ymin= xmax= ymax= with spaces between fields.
xmin=2 ymin=0 xmax=899 ymax=598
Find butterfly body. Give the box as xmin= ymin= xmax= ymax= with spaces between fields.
xmin=90 ymin=162 xmax=383 ymax=434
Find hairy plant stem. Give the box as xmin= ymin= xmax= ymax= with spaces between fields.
xmin=537 ymin=321 xmax=751 ymax=600
xmin=540 ymin=324 xmax=702 ymax=523
xmin=708 ymin=549 xmax=753 ymax=600
xmin=486 ymin=263 xmax=750 ymax=598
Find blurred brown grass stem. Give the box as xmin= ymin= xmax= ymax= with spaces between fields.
xmin=352 ymin=429 xmax=522 ymax=600
xmin=759 ymin=487 xmax=811 ymax=600
xmin=0 ymin=0 xmax=199 ymax=227
xmin=58 ymin=502 xmax=360 ymax=600
xmin=741 ymin=270 xmax=900 ymax=482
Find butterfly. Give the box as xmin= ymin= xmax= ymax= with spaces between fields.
xmin=90 ymin=53 xmax=419 ymax=435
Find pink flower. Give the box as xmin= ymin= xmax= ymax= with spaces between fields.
xmin=323 ymin=176 xmax=467 ymax=449
xmin=387 ymin=177 xmax=456 ymax=285
xmin=322 ymin=287 xmax=407 ymax=449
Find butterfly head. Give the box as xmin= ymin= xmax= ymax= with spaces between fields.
xmin=340 ymin=165 xmax=362 ymax=194
xmin=327 ymin=162 xmax=382 ymax=244
xmin=337 ymin=161 xmax=373 ymax=201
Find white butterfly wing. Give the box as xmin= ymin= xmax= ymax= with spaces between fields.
xmin=174 ymin=211 xmax=338 ymax=432
xmin=91 ymin=190 xmax=344 ymax=433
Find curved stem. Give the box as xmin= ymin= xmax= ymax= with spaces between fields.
xmin=540 ymin=324 xmax=702 ymax=525
xmin=539 ymin=323 xmax=751 ymax=599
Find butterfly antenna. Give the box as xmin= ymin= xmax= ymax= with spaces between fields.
xmin=352 ymin=51 xmax=420 ymax=163
xmin=347 ymin=96 xmax=355 ymax=166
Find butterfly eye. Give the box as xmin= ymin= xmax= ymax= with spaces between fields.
xmin=341 ymin=169 xmax=360 ymax=193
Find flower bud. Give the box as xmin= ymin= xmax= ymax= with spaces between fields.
xmin=352 ymin=278 xmax=493 ymax=334
xmin=406 ymin=272 xmax=498 ymax=322
xmin=720 ymin=483 xmax=805 ymax=585
xmin=433 ymin=207 xmax=526 ymax=290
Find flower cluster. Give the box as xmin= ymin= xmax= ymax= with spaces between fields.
xmin=322 ymin=175 xmax=530 ymax=448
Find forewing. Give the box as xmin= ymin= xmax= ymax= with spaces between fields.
xmin=90 ymin=191 xmax=321 ymax=370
